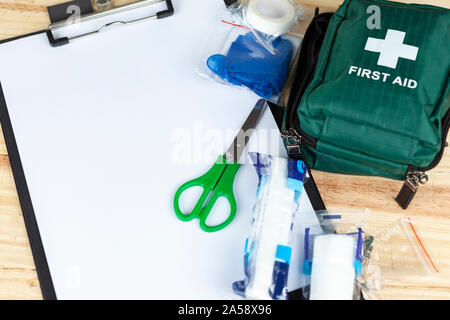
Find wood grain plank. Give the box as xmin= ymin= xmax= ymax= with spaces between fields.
xmin=0 ymin=125 xmax=7 ymax=156
xmin=0 ymin=155 xmax=42 ymax=299
xmin=0 ymin=0 xmax=448 ymax=300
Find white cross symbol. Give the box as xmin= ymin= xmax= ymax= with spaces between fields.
xmin=364 ymin=29 xmax=419 ymax=69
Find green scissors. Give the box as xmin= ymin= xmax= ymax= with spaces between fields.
xmin=173 ymin=99 xmax=267 ymax=232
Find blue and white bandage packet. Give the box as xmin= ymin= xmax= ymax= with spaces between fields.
xmin=233 ymin=153 xmax=307 ymax=300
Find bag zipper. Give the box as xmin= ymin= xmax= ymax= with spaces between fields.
xmin=285 ymin=109 xmax=449 ymax=210
xmin=281 ymin=127 xmax=316 ymax=157
xmin=408 ymin=110 xmax=450 ymax=173
xmin=396 ymin=110 xmax=450 ymax=209
xmin=282 ymin=12 xmax=332 ymax=154
xmin=395 ymin=170 xmax=429 ymax=209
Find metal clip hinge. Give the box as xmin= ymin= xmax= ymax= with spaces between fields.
xmin=96 ymin=0 xmax=113 ymax=12
xmin=47 ymin=0 xmax=174 ymax=47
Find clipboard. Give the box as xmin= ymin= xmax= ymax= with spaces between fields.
xmin=46 ymin=0 xmax=174 ymax=47
xmin=0 ymin=0 xmax=325 ymax=300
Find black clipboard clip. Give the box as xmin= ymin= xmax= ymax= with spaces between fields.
xmin=46 ymin=0 xmax=174 ymax=47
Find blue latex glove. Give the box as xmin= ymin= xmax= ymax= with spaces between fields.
xmin=207 ymin=33 xmax=294 ymax=99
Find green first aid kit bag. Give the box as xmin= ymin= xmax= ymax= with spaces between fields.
xmin=283 ymin=0 xmax=449 ymax=209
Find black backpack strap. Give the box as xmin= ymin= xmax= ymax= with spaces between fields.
xmin=224 ymin=0 xmax=238 ymax=8
xmin=286 ymin=11 xmax=334 ymax=131
xmin=267 ymin=101 xmax=285 ymax=130
xmin=267 ymin=101 xmax=326 ymax=212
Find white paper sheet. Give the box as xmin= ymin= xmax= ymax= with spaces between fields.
xmin=0 ymin=0 xmax=320 ymax=299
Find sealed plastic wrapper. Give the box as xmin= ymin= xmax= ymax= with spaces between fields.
xmin=232 ymin=153 xmax=308 ymax=300
xmin=363 ymin=218 xmax=439 ymax=299
xmin=309 ymin=234 xmax=358 ymax=300
xmin=198 ymin=0 xmax=310 ymax=100
xmin=301 ymin=210 xmax=371 ymax=300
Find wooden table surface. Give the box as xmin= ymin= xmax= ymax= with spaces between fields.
xmin=0 ymin=0 xmax=448 ymax=300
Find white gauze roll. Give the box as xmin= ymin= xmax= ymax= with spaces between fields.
xmin=246 ymin=0 xmax=297 ymax=36
xmin=309 ymin=234 xmax=356 ymax=300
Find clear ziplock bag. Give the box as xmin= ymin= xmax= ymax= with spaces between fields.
xmin=197 ymin=1 xmax=310 ymax=101
xmin=363 ymin=218 xmax=440 ymax=299
xmin=301 ymin=210 xmax=372 ymax=300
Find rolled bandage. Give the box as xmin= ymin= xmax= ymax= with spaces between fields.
xmin=309 ymin=234 xmax=356 ymax=300
xmin=235 ymin=155 xmax=307 ymax=300
xmin=246 ymin=157 xmax=294 ymax=299
xmin=246 ymin=0 xmax=297 ymax=36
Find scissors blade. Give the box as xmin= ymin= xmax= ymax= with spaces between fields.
xmin=224 ymin=99 xmax=268 ymax=163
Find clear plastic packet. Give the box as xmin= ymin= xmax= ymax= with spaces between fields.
xmin=363 ymin=218 xmax=440 ymax=299
xmin=232 ymin=153 xmax=308 ymax=300
xmin=197 ymin=0 xmax=311 ymax=101
xmin=300 ymin=210 xmax=372 ymax=300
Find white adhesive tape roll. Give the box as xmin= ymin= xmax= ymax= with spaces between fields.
xmin=246 ymin=0 xmax=296 ymax=36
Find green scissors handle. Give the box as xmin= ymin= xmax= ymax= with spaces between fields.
xmin=173 ymin=155 xmax=241 ymax=232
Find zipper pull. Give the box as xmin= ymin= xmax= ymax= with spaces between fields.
xmin=281 ymin=128 xmax=302 ymax=156
xmin=395 ymin=171 xmax=429 ymax=209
